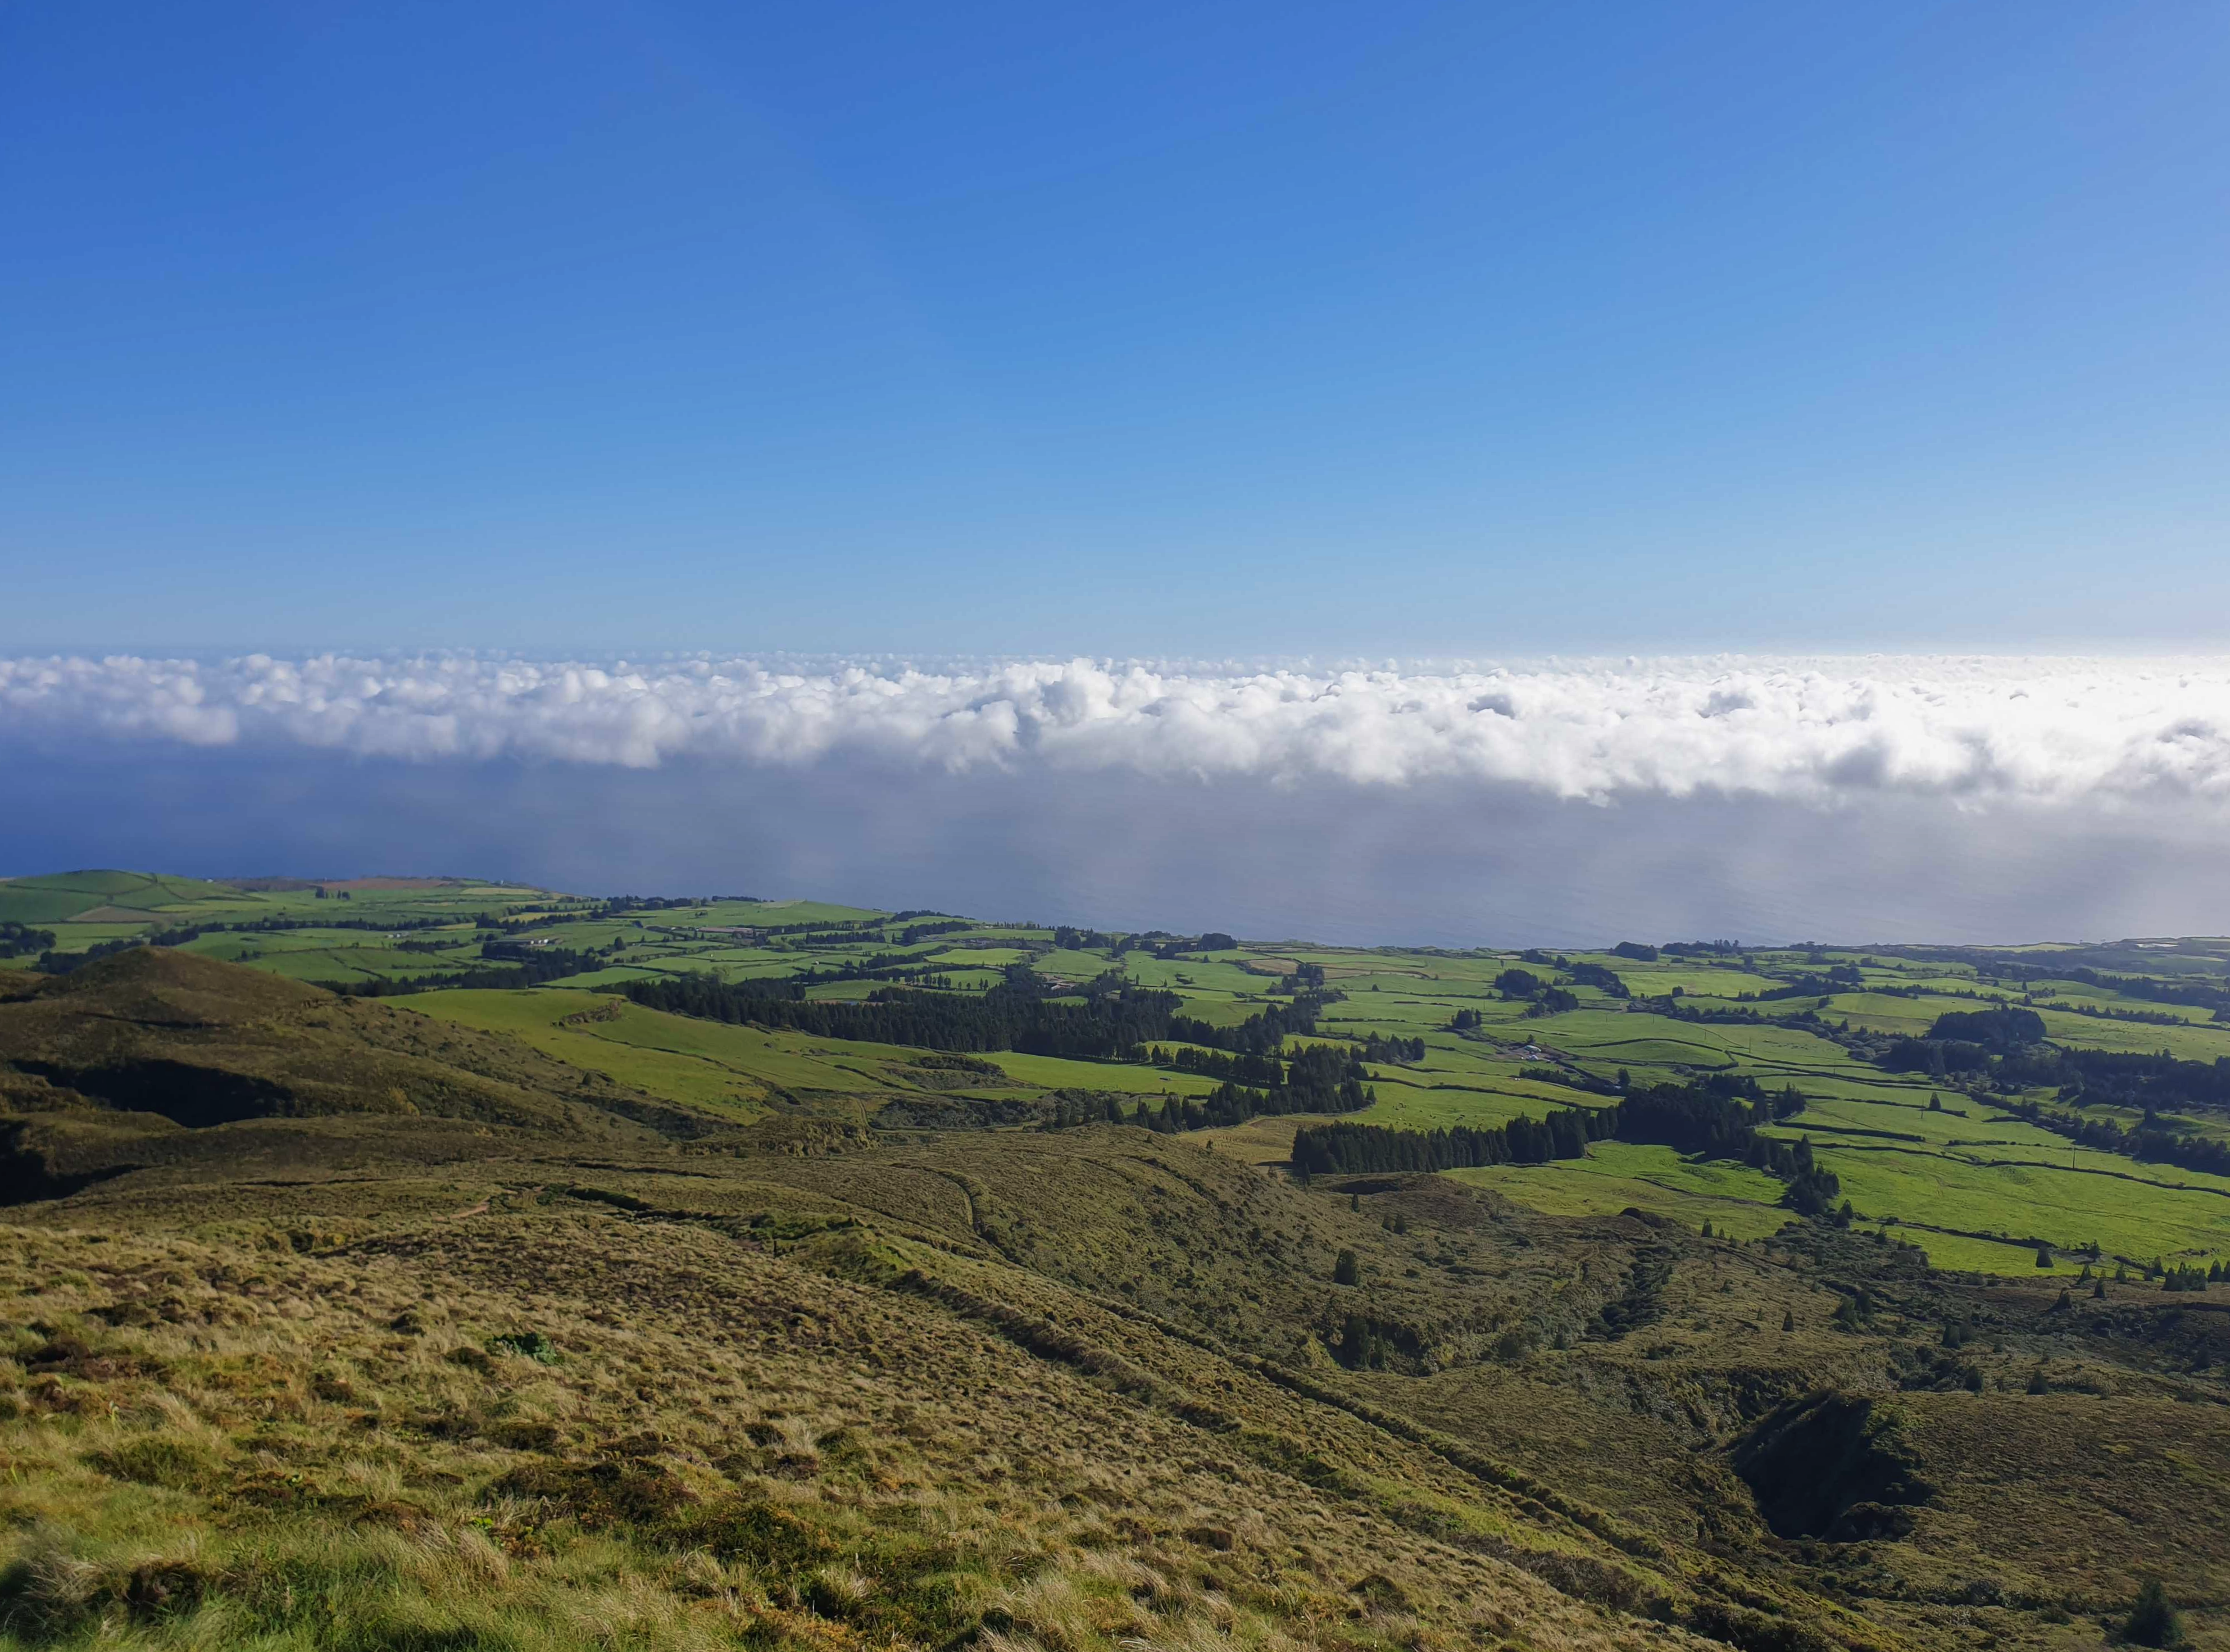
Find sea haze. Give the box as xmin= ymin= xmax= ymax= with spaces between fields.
xmin=4 ymin=652 xmax=2228 ymax=945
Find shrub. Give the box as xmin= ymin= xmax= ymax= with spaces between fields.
xmin=1332 ymin=1249 xmax=1360 ymax=1286
xmin=488 ymin=1330 xmax=561 ymax=1364
xmin=2123 ymin=1578 xmax=2186 ymax=1648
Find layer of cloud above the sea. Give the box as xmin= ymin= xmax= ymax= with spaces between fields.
xmin=8 ymin=652 xmax=2230 ymax=943
xmin=5 ymin=652 xmax=2230 ymax=807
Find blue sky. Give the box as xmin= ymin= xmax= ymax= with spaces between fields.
xmin=4 ymin=1 xmax=2226 ymax=657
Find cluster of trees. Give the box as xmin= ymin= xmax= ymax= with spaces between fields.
xmin=1881 ymin=1038 xmax=1991 ymax=1075
xmin=599 ymin=894 xmax=747 ymax=916
xmin=0 ymin=923 xmax=57 ymax=960
xmin=1448 ymin=1008 xmax=1483 ymax=1031
xmin=1880 ymin=1006 xmax=2050 ymax=1077
xmin=33 ymin=934 xmax=143 ymax=974
xmin=2002 ymin=1093 xmax=2230 ymax=1180
xmin=1565 ymin=960 xmax=1628 ymax=998
xmin=323 ymin=945 xmax=607 ymax=997
xmin=899 ymin=919 xmax=972 ymax=945
xmin=1929 ymin=1006 xmax=2048 ymax=1049
xmin=1292 ymin=1075 xmax=1841 ymax=1215
xmin=623 ymin=970 xmax=1180 ymax=1058
xmin=1664 ymin=938 xmax=1742 ymax=956
xmin=1291 ymin=1106 xmax=1610 ymax=1175
xmin=2038 ymin=999 xmax=2190 ymax=1029
xmin=1177 ymin=991 xmax=1338 ymax=1054
xmin=622 ymin=964 xmax=1337 ymax=1063
xmin=782 ymin=928 xmax=893 ymax=948
xmin=1264 ymin=963 xmax=1330 ymax=997
xmin=1614 ymin=1076 xmax=1838 ymax=1213
xmin=210 ymin=914 xmax=452 ymax=933
xmin=1746 ymin=966 xmax=1865 ymax=1000
xmin=1356 ymin=1033 xmax=1427 ymax=1063
xmin=1489 ymin=965 xmax=1581 ymax=1013
xmin=1642 ymin=998 xmax=1774 ymax=1025
xmin=1140 ymin=1051 xmax=1376 ymax=1134
xmin=2161 ymin=1261 xmax=2223 ymax=1292
xmin=1615 ymin=1073 xmax=1800 ymax=1151
xmin=2060 ymin=966 xmax=2230 ymax=1016
xmin=1494 ymin=968 xmax=1553 ymax=1001
xmin=784 ymin=947 xmax=980 ymax=987
xmin=1611 ymin=941 xmax=1659 ymax=962
xmin=1223 ymin=1043 xmax=1373 ymax=1112
xmin=43 ymin=912 xmax=458 ymax=970
xmin=1149 ymin=1045 xmax=1283 ymax=1083
xmin=1151 ymin=932 xmax=1237 ymax=958
xmin=2042 ymin=1047 xmax=2230 ymax=1111
xmin=1044 ymin=1093 xmax=1133 ymax=1128
xmin=1062 ymin=929 xmax=1239 ymax=959
xmin=1879 ymin=1014 xmax=2230 ymax=1145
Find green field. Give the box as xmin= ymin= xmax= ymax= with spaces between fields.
xmin=1448 ymin=1142 xmax=1791 ymax=1241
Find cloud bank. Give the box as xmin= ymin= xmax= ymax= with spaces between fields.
xmin=8 ymin=653 xmax=2230 ymax=942
xmin=6 ymin=652 xmax=2230 ymax=807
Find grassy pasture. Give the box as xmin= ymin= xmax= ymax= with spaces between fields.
xmin=1806 ymin=1142 xmax=2230 ymax=1269
xmin=1030 ymin=947 xmax=1115 ymax=981
xmin=1604 ymin=966 xmax=1790 ymax=997
xmin=1116 ymin=954 xmax=1268 ymax=995
xmin=698 ymin=897 xmax=890 ymax=925
xmin=1878 ymin=1225 xmax=2097 ymax=1277
xmin=407 ymin=989 xmax=807 ymax=1112
xmin=2031 ymin=1007 xmax=2230 ymax=1060
xmin=1447 ymin=1143 xmax=1790 ymax=1241
xmin=407 ymin=988 xmax=1224 ymax=1111
xmin=1361 ymin=1079 xmax=1611 ymax=1132
xmin=986 ymin=1050 xmax=1222 ymax=1097
xmin=1815 ymin=992 xmax=1967 ymax=1036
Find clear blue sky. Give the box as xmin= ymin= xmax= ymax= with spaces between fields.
xmin=4 ymin=1 xmax=2226 ymax=657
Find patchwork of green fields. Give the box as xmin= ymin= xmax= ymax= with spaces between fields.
xmin=19 ymin=868 xmax=2230 ymax=1278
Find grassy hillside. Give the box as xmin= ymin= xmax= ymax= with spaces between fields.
xmin=13 ymin=884 xmax=2230 ymax=1644
xmin=24 ymin=877 xmax=2230 ymax=1273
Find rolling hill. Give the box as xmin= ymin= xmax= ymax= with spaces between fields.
xmin=8 ymin=885 xmax=2230 ymax=1648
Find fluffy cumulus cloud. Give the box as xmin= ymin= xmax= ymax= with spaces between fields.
xmin=4 ymin=652 xmax=2230 ymax=808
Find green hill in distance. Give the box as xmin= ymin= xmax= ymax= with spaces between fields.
xmin=7 ymin=876 xmax=2230 ymax=1649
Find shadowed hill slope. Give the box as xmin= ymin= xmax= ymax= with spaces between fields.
xmin=0 ymin=951 xmax=730 ymax=1202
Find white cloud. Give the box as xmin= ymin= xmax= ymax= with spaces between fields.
xmin=4 ymin=652 xmax=2229 ymax=808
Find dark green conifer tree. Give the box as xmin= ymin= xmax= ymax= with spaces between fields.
xmin=2122 ymin=1579 xmax=2184 ymax=1648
